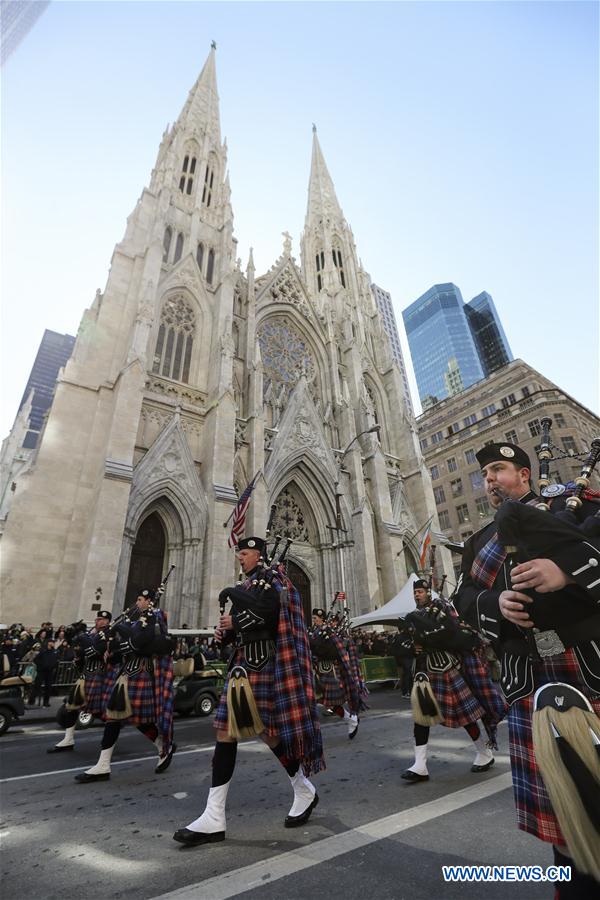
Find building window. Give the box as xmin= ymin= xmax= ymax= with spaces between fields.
xmin=433 ymin=486 xmax=446 ymax=504
xmin=332 ymin=247 xmax=346 ymax=287
xmin=554 ymin=413 xmax=566 ymax=428
xmin=450 ymin=478 xmax=463 ymax=498
xmin=202 ymin=163 xmax=215 ymax=207
xmin=476 ymin=496 xmax=491 ymax=518
xmin=461 ymin=530 xmax=474 ymax=539
xmin=420 ymin=438 xmax=428 ymax=451
xmin=463 ymin=414 xmax=477 ymax=427
xmin=430 ymin=465 xmax=440 ymax=480
xmin=505 ymin=429 xmax=518 ymax=444
xmin=206 ymin=249 xmax=215 ymax=285
xmin=465 ymin=448 xmax=476 ymax=465
xmin=196 ymin=242 xmax=204 ymax=272
xmin=173 ymin=232 xmax=184 ymax=263
xmin=482 ymin=403 xmax=496 ymax=417
xmin=562 ymin=436 xmax=578 ymax=454
xmin=528 ymin=419 xmax=542 ymax=437
xmin=179 ymin=154 xmax=196 ymax=195
xmin=470 ymin=470 xmax=484 ymax=492
xmin=438 ymin=509 xmax=450 ymax=530
xmin=431 ymin=431 xmax=443 ymax=445
xmin=522 ymin=386 xmax=530 ymax=398
xmin=450 ymin=422 xmax=460 ymax=433
xmin=162 ymin=227 xmax=172 ymax=263
xmin=315 ymin=250 xmax=325 ymax=292
xmin=501 ymin=394 xmax=516 ymax=408
xmin=447 ymin=456 xmax=457 ymax=473
xmin=152 ymin=295 xmax=195 ymax=383
xmin=457 ymin=503 xmax=470 ymax=524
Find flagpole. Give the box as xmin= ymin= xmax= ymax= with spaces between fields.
xmin=222 ymin=469 xmax=261 ymax=528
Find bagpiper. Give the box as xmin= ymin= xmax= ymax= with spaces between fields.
xmin=47 ymin=610 xmax=113 ymax=754
xmin=401 ymin=579 xmax=506 ymax=782
xmin=173 ymin=536 xmax=324 ymax=847
xmin=74 ymin=588 xmax=175 ymax=782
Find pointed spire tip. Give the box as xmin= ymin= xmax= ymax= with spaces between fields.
xmin=211 ymin=40 xmax=217 ymax=50
xmin=312 ymin=123 xmax=317 ymax=133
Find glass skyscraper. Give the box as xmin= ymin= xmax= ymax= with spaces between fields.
xmin=465 ymin=292 xmax=513 ymax=376
xmin=18 ymin=329 xmax=76 ymax=448
xmin=402 ymin=283 xmax=512 ymax=407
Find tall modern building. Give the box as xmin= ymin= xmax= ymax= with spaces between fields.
xmin=370 ymin=282 xmax=413 ymax=414
xmin=18 ymin=330 xmax=76 ymax=448
xmin=402 ymin=283 xmax=512 ymax=407
xmin=465 ymin=292 xmax=513 ymax=376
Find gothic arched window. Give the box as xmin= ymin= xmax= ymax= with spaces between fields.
xmin=162 ymin=227 xmax=172 ymax=263
xmin=315 ymin=250 xmax=325 ymax=292
xmin=206 ymin=248 xmax=215 ymax=284
xmin=232 ymin=321 xmax=240 ymax=357
xmin=202 ymin=163 xmax=215 ymax=208
xmin=257 ymin=316 xmax=317 ymax=401
xmin=179 ymin=154 xmax=197 ymax=195
xmin=152 ymin=295 xmax=196 ymax=383
xmin=173 ymin=233 xmax=184 ymax=264
xmin=332 ymin=245 xmax=345 ymax=287
xmin=196 ymin=242 xmax=204 ymax=272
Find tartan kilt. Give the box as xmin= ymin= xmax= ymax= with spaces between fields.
xmin=428 ymin=664 xmax=485 ymax=727
xmin=214 ymin=648 xmax=277 ymax=736
xmin=314 ymin=662 xmax=346 ymax=708
xmin=507 ymin=647 xmax=600 ymax=844
xmin=102 ymin=663 xmax=156 ymax=726
xmin=84 ymin=666 xmax=111 ymax=718
xmin=460 ymin=651 xmax=507 ymax=743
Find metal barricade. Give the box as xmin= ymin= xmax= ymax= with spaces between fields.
xmin=52 ymin=661 xmax=78 ymax=692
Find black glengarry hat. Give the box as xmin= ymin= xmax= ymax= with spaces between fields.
xmin=475 ymin=442 xmax=531 ymax=470
xmin=237 ymin=536 xmax=266 ymax=554
xmin=413 ymin=579 xmax=429 ymax=590
xmin=96 ymin=610 xmax=112 ymax=621
xmin=312 ymin=608 xmax=326 ymax=618
xmin=138 ymin=588 xmax=156 ymax=601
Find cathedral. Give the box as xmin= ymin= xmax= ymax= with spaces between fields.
xmin=1 ymin=47 xmax=445 ymax=627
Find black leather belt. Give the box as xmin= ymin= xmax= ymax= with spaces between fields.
xmin=504 ymin=615 xmax=600 ymax=659
xmin=237 ymin=629 xmax=275 ymax=645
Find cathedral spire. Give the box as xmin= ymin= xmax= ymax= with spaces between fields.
xmin=305 ymin=126 xmax=344 ymax=229
xmin=174 ymin=44 xmax=221 ymax=145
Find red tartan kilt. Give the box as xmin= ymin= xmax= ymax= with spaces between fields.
xmin=314 ymin=663 xmax=345 ymax=708
xmin=508 ymin=647 xmax=600 ymax=844
xmin=102 ymin=666 xmax=156 ymax=725
xmin=84 ymin=668 xmax=108 ymax=718
xmin=428 ymin=666 xmax=485 ymax=727
xmin=214 ymin=649 xmax=277 ymax=736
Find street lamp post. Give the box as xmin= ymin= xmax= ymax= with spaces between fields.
xmin=327 ymin=424 xmax=381 ymax=613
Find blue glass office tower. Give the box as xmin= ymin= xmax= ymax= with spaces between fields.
xmin=465 ymin=292 xmax=513 ymax=376
xmin=402 ymin=284 xmax=512 ymax=406
xmin=402 ymin=284 xmax=484 ymax=406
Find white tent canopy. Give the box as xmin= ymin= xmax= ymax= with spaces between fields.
xmin=350 ymin=573 xmax=439 ymax=628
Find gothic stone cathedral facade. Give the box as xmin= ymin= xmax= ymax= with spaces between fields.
xmin=1 ymin=49 xmax=444 ymax=627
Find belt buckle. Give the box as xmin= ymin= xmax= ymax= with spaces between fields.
xmin=534 ymin=629 xmax=566 ymax=658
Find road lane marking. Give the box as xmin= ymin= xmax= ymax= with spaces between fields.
xmin=153 ymin=772 xmax=514 ymax=900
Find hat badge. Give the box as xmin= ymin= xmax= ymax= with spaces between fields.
xmin=247 ymin=539 xmax=256 ymax=548
xmin=500 ymin=446 xmax=515 ymax=458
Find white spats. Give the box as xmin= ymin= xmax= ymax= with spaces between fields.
xmin=347 ymin=714 xmax=359 ymax=738
xmin=186 ymin=782 xmax=230 ymax=834
xmin=55 ymin=725 xmax=76 ymax=748
xmin=85 ymin=746 xmax=115 ymax=776
xmin=472 ymin=739 xmax=495 ymax=770
xmin=407 ymin=743 xmax=429 ymax=776
xmin=288 ymin=772 xmax=316 ymax=818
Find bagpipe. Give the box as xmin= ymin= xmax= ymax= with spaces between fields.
xmin=402 ymin=602 xmax=481 ymax=654
xmin=106 ymin=565 xmax=177 ymax=656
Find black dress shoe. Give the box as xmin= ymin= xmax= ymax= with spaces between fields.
xmin=74 ymin=771 xmax=110 ymax=783
xmin=471 ymin=758 xmax=495 ymax=773
xmin=156 ymin=742 xmax=177 ymax=774
xmin=284 ymin=793 xmax=319 ymax=828
xmin=47 ymin=745 xmax=74 ymax=754
xmin=172 ymin=828 xmax=225 ymax=846
xmin=401 ymin=769 xmax=429 ymax=782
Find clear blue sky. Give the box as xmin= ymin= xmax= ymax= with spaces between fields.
xmin=1 ymin=1 xmax=598 ymax=439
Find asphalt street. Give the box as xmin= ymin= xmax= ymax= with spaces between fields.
xmin=1 ymin=690 xmax=555 ymax=900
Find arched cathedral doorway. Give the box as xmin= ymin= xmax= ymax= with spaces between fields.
xmin=286 ymin=560 xmax=312 ymax=624
xmin=124 ymin=512 xmax=166 ymax=609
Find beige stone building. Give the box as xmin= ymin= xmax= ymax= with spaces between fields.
xmin=1 ymin=48 xmax=445 ymax=628
xmin=417 ymin=358 xmax=600 ymax=579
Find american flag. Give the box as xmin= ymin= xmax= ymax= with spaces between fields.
xmin=418 ymin=517 xmax=433 ymax=569
xmin=228 ymin=472 xmax=260 ymax=548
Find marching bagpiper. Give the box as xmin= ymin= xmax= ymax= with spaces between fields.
xmin=74 ymin=587 xmax=175 ymax=782
xmin=47 ymin=610 xmax=113 ymax=754
xmin=173 ymin=536 xmax=324 ymax=847
xmin=401 ymin=578 xmax=506 ymax=782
